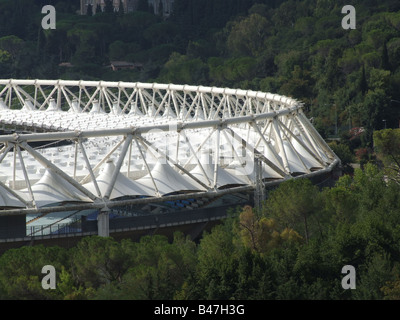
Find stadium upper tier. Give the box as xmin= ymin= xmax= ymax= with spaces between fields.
xmin=0 ymin=79 xmax=339 ymax=214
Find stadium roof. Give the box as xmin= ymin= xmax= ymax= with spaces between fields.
xmin=0 ymin=79 xmax=339 ymax=218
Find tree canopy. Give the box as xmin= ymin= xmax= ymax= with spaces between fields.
xmin=1 ymin=0 xmax=398 ymax=146
xmin=374 ymin=128 xmax=400 ymax=184
xmin=1 ymin=163 xmax=400 ymax=300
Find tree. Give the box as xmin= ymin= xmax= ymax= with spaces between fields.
xmin=382 ymin=265 xmax=400 ymax=300
xmin=0 ymin=35 xmax=24 ymax=60
xmin=226 ymin=13 xmax=271 ymax=57
xmin=279 ymin=65 xmax=313 ymax=102
xmin=265 ymin=178 xmax=321 ymax=243
xmin=69 ymin=236 xmax=132 ymax=289
xmin=208 ymin=56 xmax=257 ymax=86
xmin=143 ymin=22 xmax=178 ymax=47
xmin=158 ymin=52 xmax=209 ymax=85
xmin=68 ymin=27 xmax=103 ymax=65
xmin=374 ymin=129 xmax=400 ymax=184
xmin=328 ymin=141 xmax=355 ymax=173
xmin=0 ymin=245 xmax=67 ymax=299
xmin=359 ymin=87 xmax=390 ymax=145
xmin=117 ymin=0 xmax=124 ymax=15
xmin=236 ymin=205 xmax=302 ymax=254
xmin=194 ymin=222 xmax=238 ymax=299
xmin=158 ymin=0 xmax=164 ymax=17
xmin=360 ymin=65 xmax=368 ymax=95
xmin=93 ymin=233 xmax=197 ymax=300
xmin=381 ymin=41 xmax=391 ymax=70
xmin=322 ymin=175 xmax=358 ymax=225
xmin=0 ymin=49 xmax=11 ymax=63
xmin=353 ymin=253 xmax=394 ymax=300
xmin=109 ymin=40 xmax=127 ymax=60
xmin=103 ymin=0 xmax=114 ymax=13
xmin=137 ymin=0 xmax=149 ymax=12
xmin=272 ymin=0 xmax=298 ymax=26
xmin=350 ymin=162 xmax=400 ymax=231
xmin=127 ymin=233 xmax=196 ymax=299
xmin=87 ymin=4 xmax=94 ymax=16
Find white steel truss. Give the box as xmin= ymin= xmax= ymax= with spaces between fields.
xmin=0 ymin=79 xmax=339 ymax=217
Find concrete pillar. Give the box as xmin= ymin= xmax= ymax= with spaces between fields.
xmin=97 ymin=208 xmax=110 ymax=237
xmin=254 ymin=155 xmax=265 ymax=211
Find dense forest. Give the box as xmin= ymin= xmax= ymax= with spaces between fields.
xmin=0 ymin=0 xmax=399 ymax=300
xmin=0 ymin=0 xmax=399 ymax=142
xmin=1 ymin=158 xmax=400 ymax=300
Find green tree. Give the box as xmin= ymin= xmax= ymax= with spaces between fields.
xmin=103 ymin=0 xmax=114 ymax=13
xmin=0 ymin=245 xmax=67 ymax=299
xmin=361 ymin=88 xmax=390 ymax=145
xmin=265 ymin=178 xmax=322 ymax=243
xmin=117 ymin=0 xmax=124 ymax=15
xmin=374 ymin=129 xmax=400 ymax=184
xmin=382 ymin=265 xmax=400 ymax=300
xmin=137 ymin=0 xmax=149 ymax=12
xmin=279 ymin=65 xmax=313 ymax=102
xmin=87 ymin=4 xmax=93 ymax=16
xmin=0 ymin=49 xmax=11 ymax=63
xmin=69 ymin=236 xmax=132 ymax=290
xmin=352 ymin=163 xmax=387 ymax=216
xmin=67 ymin=27 xmax=104 ymax=65
xmin=143 ymin=22 xmax=178 ymax=47
xmin=57 ymin=266 xmax=91 ymax=300
xmin=0 ymin=35 xmax=23 ymax=60
xmin=322 ymin=175 xmax=359 ymax=225
xmin=353 ymin=253 xmax=395 ymax=300
xmin=226 ymin=13 xmax=271 ymax=57
xmin=236 ymin=205 xmax=303 ymax=254
xmin=292 ymin=239 xmax=342 ymax=299
xmin=108 ymin=40 xmax=127 ymax=60
xmin=158 ymin=52 xmax=209 ymax=84
xmin=93 ymin=233 xmax=197 ymax=300
xmin=193 ymin=222 xmax=238 ymax=299
xmin=208 ymin=56 xmax=257 ymax=86
xmin=328 ymin=141 xmax=355 ymax=173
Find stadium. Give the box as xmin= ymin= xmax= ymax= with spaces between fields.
xmin=0 ymin=79 xmax=340 ymax=246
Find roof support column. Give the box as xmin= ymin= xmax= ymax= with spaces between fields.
xmin=97 ymin=207 xmax=110 ymax=237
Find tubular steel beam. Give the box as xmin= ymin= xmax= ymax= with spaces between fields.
xmin=19 ymin=142 xmax=99 ymax=202
xmin=0 ymin=158 xmax=340 ymax=218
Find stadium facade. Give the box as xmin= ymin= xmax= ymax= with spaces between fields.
xmin=80 ymin=0 xmax=175 ymax=16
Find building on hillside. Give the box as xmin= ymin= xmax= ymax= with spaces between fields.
xmin=109 ymin=61 xmax=143 ymax=71
xmin=80 ymin=0 xmax=174 ymax=17
xmin=148 ymin=0 xmax=174 ymax=16
xmin=80 ymin=0 xmax=136 ymax=15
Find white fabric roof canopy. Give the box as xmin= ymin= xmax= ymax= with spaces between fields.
xmin=18 ymin=169 xmax=91 ymax=207
xmin=83 ymin=159 xmax=154 ymax=199
xmin=0 ymin=79 xmax=337 ymax=211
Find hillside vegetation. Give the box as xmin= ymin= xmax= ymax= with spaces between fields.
xmin=1 ymin=163 xmax=400 ymax=300
xmin=0 ymin=0 xmax=399 ymax=300
xmin=0 ymin=0 xmax=399 ymax=143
